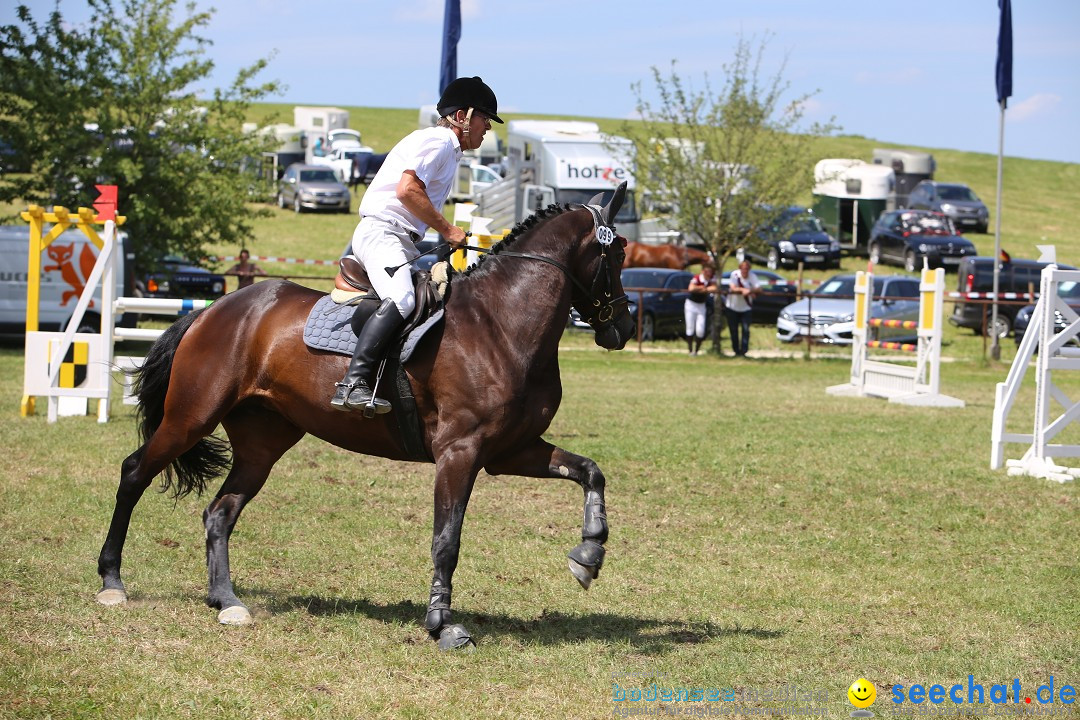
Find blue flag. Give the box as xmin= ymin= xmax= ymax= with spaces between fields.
xmin=996 ymin=0 xmax=1012 ymax=106
xmin=440 ymin=0 xmax=461 ymax=95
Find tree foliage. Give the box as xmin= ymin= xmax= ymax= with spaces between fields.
xmin=0 ymin=0 xmax=280 ymax=269
xmin=621 ymin=35 xmax=838 ymax=269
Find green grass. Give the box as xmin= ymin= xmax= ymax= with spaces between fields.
xmin=0 ymin=341 xmax=1076 ymax=719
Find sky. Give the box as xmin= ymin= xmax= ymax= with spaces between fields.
xmin=6 ymin=0 xmax=1079 ymax=164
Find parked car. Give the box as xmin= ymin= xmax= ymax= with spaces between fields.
xmin=868 ymin=210 xmax=976 ymax=272
xmin=906 ymin=180 xmax=989 ymax=233
xmin=570 ymin=268 xmax=705 ymax=340
xmin=139 ymin=255 xmax=226 ymax=300
xmin=720 ymin=269 xmax=797 ymax=324
xmin=1014 ymin=278 xmax=1080 ymax=347
xmin=776 ymin=273 xmax=921 ymax=345
xmin=949 ymin=256 xmax=1078 ymax=338
xmin=277 ymin=163 xmax=351 ymax=213
xmin=760 ymin=206 xmax=841 ymax=270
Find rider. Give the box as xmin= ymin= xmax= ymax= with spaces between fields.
xmin=330 ymin=76 xmax=504 ymax=413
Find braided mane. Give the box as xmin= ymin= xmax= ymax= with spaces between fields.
xmin=456 ymin=203 xmax=576 ymax=280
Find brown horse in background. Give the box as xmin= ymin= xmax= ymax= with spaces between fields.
xmin=622 ymin=241 xmax=712 ymax=269
xmin=95 ymin=188 xmax=636 ymax=650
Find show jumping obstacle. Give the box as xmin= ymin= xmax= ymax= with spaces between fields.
xmin=991 ymin=265 xmax=1080 ymax=482
xmin=827 ymin=266 xmax=964 ymax=408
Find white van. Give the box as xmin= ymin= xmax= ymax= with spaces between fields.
xmin=0 ymin=225 xmax=136 ymax=335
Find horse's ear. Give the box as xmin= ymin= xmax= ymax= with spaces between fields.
xmin=602 ymin=182 xmax=627 ymax=225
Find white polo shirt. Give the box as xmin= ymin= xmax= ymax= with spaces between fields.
xmin=359 ymin=126 xmax=462 ymax=235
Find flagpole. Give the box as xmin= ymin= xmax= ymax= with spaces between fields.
xmin=991 ymin=0 xmax=1011 ymax=361
xmin=991 ymin=99 xmax=1005 ymax=361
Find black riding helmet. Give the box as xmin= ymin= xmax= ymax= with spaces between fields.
xmin=437 ymin=76 xmax=504 ymax=124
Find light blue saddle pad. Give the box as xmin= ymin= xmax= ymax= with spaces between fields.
xmin=302 ymin=294 xmax=443 ymax=363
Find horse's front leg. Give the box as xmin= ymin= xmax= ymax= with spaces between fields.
xmin=485 ymin=439 xmax=609 ymax=590
xmin=425 ymin=442 xmax=482 ymax=650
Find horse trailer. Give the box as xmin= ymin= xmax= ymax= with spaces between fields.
xmin=811 ymin=159 xmax=895 ymax=255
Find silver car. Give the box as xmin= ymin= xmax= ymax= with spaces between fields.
xmin=776 ymin=274 xmax=921 ymax=345
xmin=277 ymin=163 xmax=351 ymax=213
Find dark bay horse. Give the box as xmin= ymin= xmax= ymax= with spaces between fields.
xmin=623 ymin=241 xmax=712 ymax=270
xmin=95 ymin=188 xmax=636 ymax=650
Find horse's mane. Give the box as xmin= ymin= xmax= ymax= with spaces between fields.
xmin=455 ymin=203 xmax=576 ymax=281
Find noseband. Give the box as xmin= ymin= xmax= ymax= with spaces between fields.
xmin=458 ymin=205 xmax=628 ymax=332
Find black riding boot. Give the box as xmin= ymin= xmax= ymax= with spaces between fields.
xmin=330 ymin=298 xmax=406 ymax=414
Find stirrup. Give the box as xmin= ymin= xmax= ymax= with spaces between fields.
xmin=329 ymin=381 xmax=391 ymax=414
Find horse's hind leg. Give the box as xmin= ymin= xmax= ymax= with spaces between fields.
xmin=97 ymin=424 xmax=213 ymax=605
xmin=96 ymin=448 xmax=156 ymax=604
xmin=205 ymin=409 xmax=303 ymax=625
xmin=485 ymin=440 xmax=609 ymax=590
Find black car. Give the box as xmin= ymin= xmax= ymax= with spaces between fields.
xmin=906 ymin=180 xmax=989 ymax=233
xmin=760 ymin=206 xmax=841 ymax=270
xmin=1013 ymin=277 xmax=1080 ymax=347
xmin=868 ymin=210 xmax=976 ymax=272
xmin=950 ymin=256 xmax=1077 ymax=337
xmin=720 ymin=268 xmax=797 ymax=324
xmin=616 ymin=268 xmax=707 ymax=341
xmin=140 ymin=255 xmax=226 ymax=300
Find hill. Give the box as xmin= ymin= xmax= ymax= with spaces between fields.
xmin=247 ymin=102 xmax=1078 ymax=264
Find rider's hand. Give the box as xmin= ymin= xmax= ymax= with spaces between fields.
xmin=446 ymin=226 xmax=469 ymax=250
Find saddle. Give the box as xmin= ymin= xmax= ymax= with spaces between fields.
xmin=331 ymin=255 xmax=449 ymax=336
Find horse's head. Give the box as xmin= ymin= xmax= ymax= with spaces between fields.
xmin=572 ymin=182 xmax=635 ymax=350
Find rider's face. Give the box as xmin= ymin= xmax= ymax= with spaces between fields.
xmin=460 ymin=110 xmax=491 ymax=151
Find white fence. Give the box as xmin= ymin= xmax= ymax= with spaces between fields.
xmin=827 ymin=266 xmax=963 ymax=407
xmin=991 ymin=266 xmax=1080 ymax=482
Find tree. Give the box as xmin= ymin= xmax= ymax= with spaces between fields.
xmin=0 ymin=0 xmax=281 ymax=269
xmin=621 ymin=36 xmax=838 ymax=271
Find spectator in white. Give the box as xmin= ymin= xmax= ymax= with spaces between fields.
xmin=330 ymin=76 xmax=503 ymax=414
xmin=684 ymin=264 xmax=717 ymax=355
xmin=724 ymin=260 xmax=760 ymax=357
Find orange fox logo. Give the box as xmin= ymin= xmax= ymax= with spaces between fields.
xmin=44 ymin=242 xmax=98 ymax=307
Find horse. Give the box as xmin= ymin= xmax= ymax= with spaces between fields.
xmin=94 ymin=185 xmax=636 ymax=650
xmin=622 ymin=241 xmax=712 ymax=270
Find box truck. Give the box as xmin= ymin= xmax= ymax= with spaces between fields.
xmin=474 ymin=120 xmax=639 ymax=240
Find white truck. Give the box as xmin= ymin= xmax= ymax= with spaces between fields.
xmin=474 ymin=120 xmax=639 ymax=240
xmin=0 ymin=225 xmax=136 ymax=335
xmin=309 ymin=128 xmax=377 ymax=184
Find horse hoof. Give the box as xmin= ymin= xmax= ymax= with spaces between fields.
xmin=95 ymin=588 xmax=127 ymax=606
xmin=437 ymin=624 xmax=476 ymax=651
xmin=568 ymin=558 xmax=596 ymax=590
xmin=217 ymin=605 xmax=253 ymax=626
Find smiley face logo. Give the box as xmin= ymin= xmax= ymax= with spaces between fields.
xmin=848 ymin=678 xmax=876 ymax=709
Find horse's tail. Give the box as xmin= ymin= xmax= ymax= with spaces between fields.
xmin=132 ymin=309 xmax=232 ymax=499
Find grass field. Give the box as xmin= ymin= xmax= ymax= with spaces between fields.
xmin=1 ymin=106 xmax=1078 ymax=719
xmin=0 ymin=337 xmax=1077 ymax=719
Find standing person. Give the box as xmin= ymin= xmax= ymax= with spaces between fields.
xmin=724 ymin=260 xmax=760 ymax=357
xmin=224 ymin=249 xmax=266 ymax=291
xmin=684 ymin=264 xmax=717 ymax=355
xmin=330 ymin=76 xmax=503 ymax=414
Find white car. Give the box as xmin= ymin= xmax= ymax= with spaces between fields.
xmin=776 ymin=273 xmax=921 ymax=345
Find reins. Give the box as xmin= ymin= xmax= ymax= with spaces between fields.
xmin=457 ymin=242 xmax=595 ymax=299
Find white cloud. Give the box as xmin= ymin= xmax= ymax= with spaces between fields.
xmin=854 ymin=67 xmax=923 ymax=86
xmin=1008 ymin=93 xmax=1062 ymax=122
xmin=795 ymin=97 xmax=824 ymax=116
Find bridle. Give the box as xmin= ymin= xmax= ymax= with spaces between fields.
xmin=458 ymin=204 xmax=629 ymax=332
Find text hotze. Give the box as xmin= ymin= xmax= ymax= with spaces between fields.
xmin=563 ymin=162 xmax=626 ymax=182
